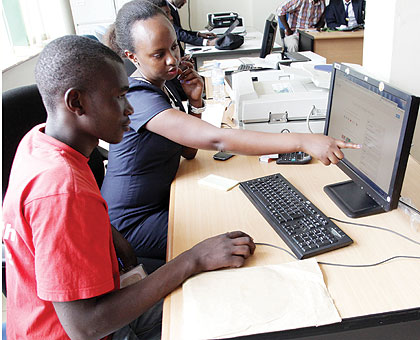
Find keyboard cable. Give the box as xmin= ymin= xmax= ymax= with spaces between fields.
xmin=255 ymin=216 xmax=420 ymax=268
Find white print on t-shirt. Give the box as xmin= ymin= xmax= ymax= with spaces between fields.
xmin=2 ymin=221 xmax=16 ymax=266
xmin=2 ymin=222 xmax=16 ymax=242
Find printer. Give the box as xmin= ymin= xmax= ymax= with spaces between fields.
xmin=231 ymin=65 xmax=331 ymax=134
xmin=207 ymin=12 xmax=245 ymax=35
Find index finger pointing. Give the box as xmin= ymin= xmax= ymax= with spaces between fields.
xmin=336 ymin=140 xmax=362 ymax=149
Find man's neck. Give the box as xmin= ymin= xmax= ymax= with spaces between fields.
xmin=45 ymin=116 xmax=97 ymax=158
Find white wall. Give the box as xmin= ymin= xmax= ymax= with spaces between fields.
xmin=42 ymin=0 xmax=76 ymax=38
xmin=363 ymin=0 xmax=420 ymax=161
xmin=2 ymin=0 xmax=74 ymax=92
xmin=179 ymin=0 xmax=281 ymax=40
xmin=2 ymin=55 xmax=39 ymax=92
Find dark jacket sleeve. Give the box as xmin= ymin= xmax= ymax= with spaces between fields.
xmin=174 ymin=25 xmax=204 ymax=46
xmin=168 ymin=3 xmax=204 ymax=46
xmin=355 ymin=0 xmax=365 ymax=25
xmin=325 ymin=1 xmax=343 ymax=29
xmin=326 ymin=0 xmax=365 ymax=29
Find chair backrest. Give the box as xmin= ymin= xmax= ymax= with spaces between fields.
xmin=2 ymin=84 xmax=106 ymax=200
xmin=123 ymin=58 xmax=137 ymax=76
xmin=2 ymin=85 xmax=47 ymax=200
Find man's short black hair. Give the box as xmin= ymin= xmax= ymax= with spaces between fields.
xmin=35 ymin=35 xmax=123 ymax=111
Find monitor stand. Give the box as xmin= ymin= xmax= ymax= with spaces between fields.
xmin=324 ymin=180 xmax=385 ymax=218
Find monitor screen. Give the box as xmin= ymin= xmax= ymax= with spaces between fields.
xmin=324 ymin=64 xmax=419 ymax=218
xmin=260 ymin=13 xmax=277 ymax=58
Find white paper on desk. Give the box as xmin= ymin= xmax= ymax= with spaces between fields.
xmin=182 ymin=259 xmax=341 ymax=340
xmin=198 ymin=59 xmax=242 ymax=72
xmin=201 ymin=102 xmax=225 ymax=127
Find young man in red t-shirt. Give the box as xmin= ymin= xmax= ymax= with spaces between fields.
xmin=2 ymin=35 xmax=255 ymax=340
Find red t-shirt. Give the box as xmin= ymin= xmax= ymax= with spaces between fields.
xmin=2 ymin=125 xmax=120 ymax=339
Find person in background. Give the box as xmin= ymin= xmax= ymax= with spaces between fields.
xmin=166 ymin=0 xmax=217 ymax=55
xmin=2 ymin=34 xmax=256 ymax=340
xmin=101 ymin=0 xmax=360 ymax=261
xmin=277 ymin=0 xmax=326 ymax=52
xmin=325 ymin=0 xmax=365 ymax=30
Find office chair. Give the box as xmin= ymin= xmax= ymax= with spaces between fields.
xmin=2 ymin=84 xmax=107 ymax=199
xmin=82 ymin=34 xmax=99 ymax=42
xmin=2 ymin=84 xmax=108 ymax=297
xmin=123 ymin=58 xmax=137 ymax=76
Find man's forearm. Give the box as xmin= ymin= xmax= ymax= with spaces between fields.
xmin=280 ymin=15 xmax=293 ymax=35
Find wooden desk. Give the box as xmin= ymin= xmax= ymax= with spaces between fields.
xmin=163 ymin=151 xmax=420 ymax=339
xmin=298 ymin=29 xmax=364 ymax=65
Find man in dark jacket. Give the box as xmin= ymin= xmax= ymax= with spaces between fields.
xmin=325 ymin=0 xmax=365 ymax=30
xmin=166 ymin=0 xmax=216 ymax=55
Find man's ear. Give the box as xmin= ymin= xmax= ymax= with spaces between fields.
xmin=64 ymin=88 xmax=85 ymax=116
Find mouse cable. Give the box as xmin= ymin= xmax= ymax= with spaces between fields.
xmin=254 ymin=242 xmax=298 ymax=259
xmin=328 ymin=216 xmax=420 ymax=247
xmin=317 ymin=255 xmax=420 ymax=268
xmin=399 ymin=199 xmax=420 ymax=215
xmin=254 ymin=243 xmax=420 ymax=268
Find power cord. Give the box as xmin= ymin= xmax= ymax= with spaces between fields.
xmin=306 ymin=105 xmax=315 ymax=134
xmin=255 ymin=216 xmax=420 ymax=268
xmin=187 ymin=0 xmax=192 ymax=31
xmin=328 ymin=216 xmax=420 ymax=246
xmin=318 ymin=255 xmax=420 ymax=268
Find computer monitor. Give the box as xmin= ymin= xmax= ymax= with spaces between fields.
xmin=323 ymin=64 xmax=419 ymax=218
xmin=260 ymin=13 xmax=277 ymax=58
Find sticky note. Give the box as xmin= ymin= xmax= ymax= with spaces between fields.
xmin=198 ymin=174 xmax=239 ymax=191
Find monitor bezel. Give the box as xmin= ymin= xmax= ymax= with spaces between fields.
xmin=259 ymin=13 xmax=277 ymax=59
xmin=324 ymin=63 xmax=419 ymax=213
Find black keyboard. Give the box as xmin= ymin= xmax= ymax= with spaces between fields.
xmin=276 ymin=152 xmax=312 ymax=165
xmin=237 ymin=63 xmax=255 ymax=71
xmin=239 ymin=173 xmax=353 ymax=259
xmin=233 ymin=64 xmax=271 ymax=74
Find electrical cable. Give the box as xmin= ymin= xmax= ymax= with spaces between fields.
xmin=255 ymin=242 xmax=298 ymax=259
xmin=328 ymin=216 xmax=420 ymax=246
xmin=306 ymin=105 xmax=315 ymax=134
xmin=187 ymin=0 xmax=192 ymax=30
xmin=255 ymin=216 xmax=420 ymax=268
xmin=255 ymin=243 xmax=420 ymax=268
xmin=318 ymin=255 xmax=420 ymax=268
